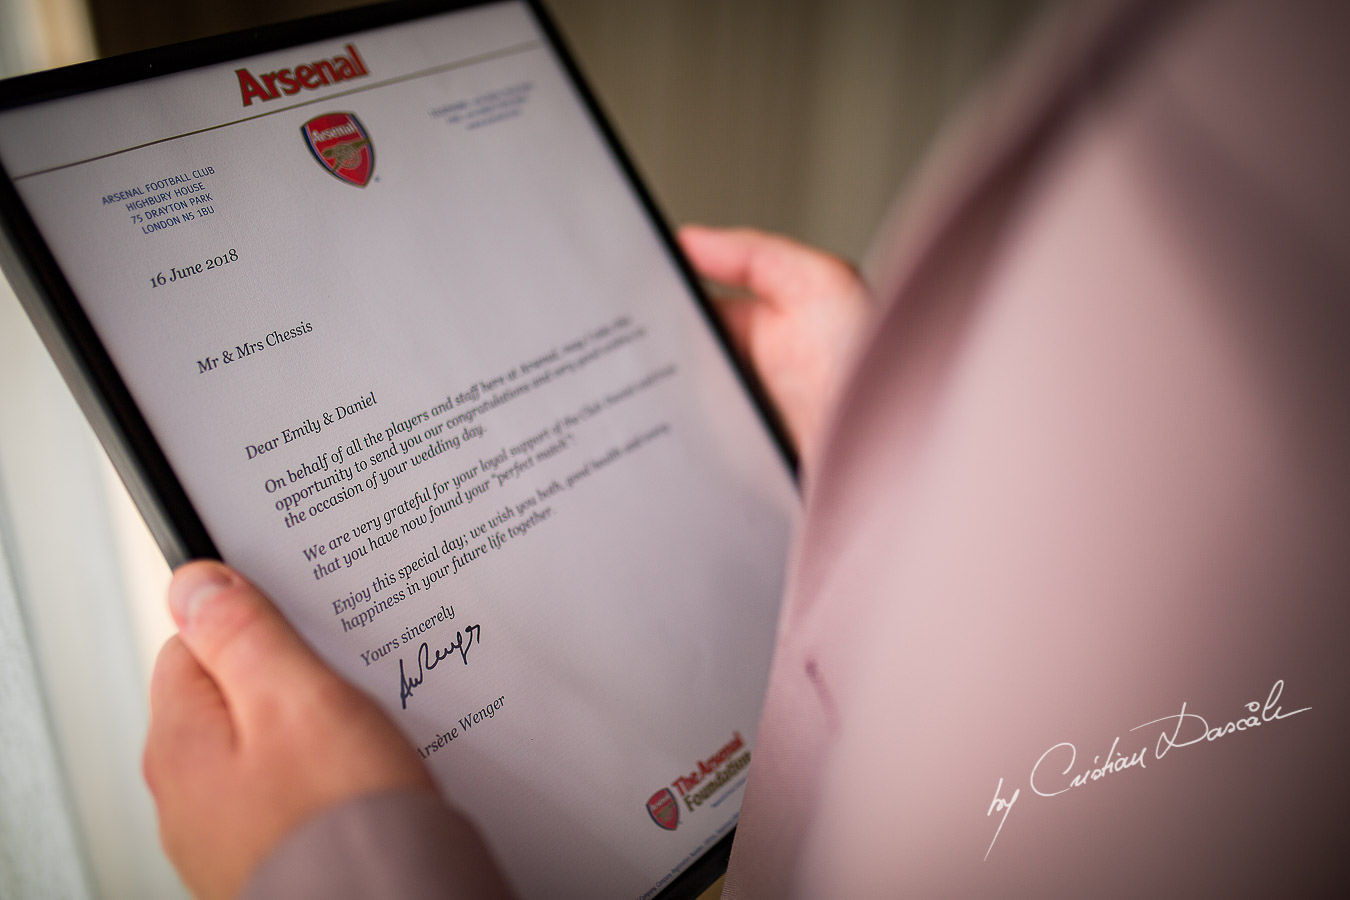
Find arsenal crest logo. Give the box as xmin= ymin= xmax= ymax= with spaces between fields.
xmin=646 ymin=788 xmax=679 ymax=831
xmin=301 ymin=112 xmax=374 ymax=187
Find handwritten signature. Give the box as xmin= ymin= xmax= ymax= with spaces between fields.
xmin=984 ymin=678 xmax=1310 ymax=860
xmin=398 ymin=624 xmax=482 ymax=710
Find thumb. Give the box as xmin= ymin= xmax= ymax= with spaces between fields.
xmin=169 ymin=560 xmax=333 ymax=731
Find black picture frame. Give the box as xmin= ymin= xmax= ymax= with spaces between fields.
xmin=0 ymin=2 xmax=796 ymax=898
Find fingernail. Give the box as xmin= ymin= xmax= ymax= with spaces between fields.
xmin=170 ymin=562 xmax=233 ymax=627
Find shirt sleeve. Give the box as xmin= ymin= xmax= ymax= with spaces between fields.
xmin=242 ymin=789 xmax=515 ymax=900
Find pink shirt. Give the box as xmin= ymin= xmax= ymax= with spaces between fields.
xmin=726 ymin=0 xmax=1350 ymax=895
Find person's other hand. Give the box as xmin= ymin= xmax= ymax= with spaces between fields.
xmin=144 ymin=560 xmax=434 ymax=900
xmin=679 ymin=225 xmax=872 ymax=471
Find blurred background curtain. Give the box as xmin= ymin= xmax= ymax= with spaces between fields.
xmin=1 ymin=1 xmax=185 ymax=896
xmin=0 ymin=1 xmax=1046 ymax=896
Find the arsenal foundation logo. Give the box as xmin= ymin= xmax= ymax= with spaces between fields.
xmin=646 ymin=788 xmax=680 ymax=831
xmin=649 ymin=733 xmax=750 ymax=831
xmin=302 ymin=112 xmax=374 ymax=187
